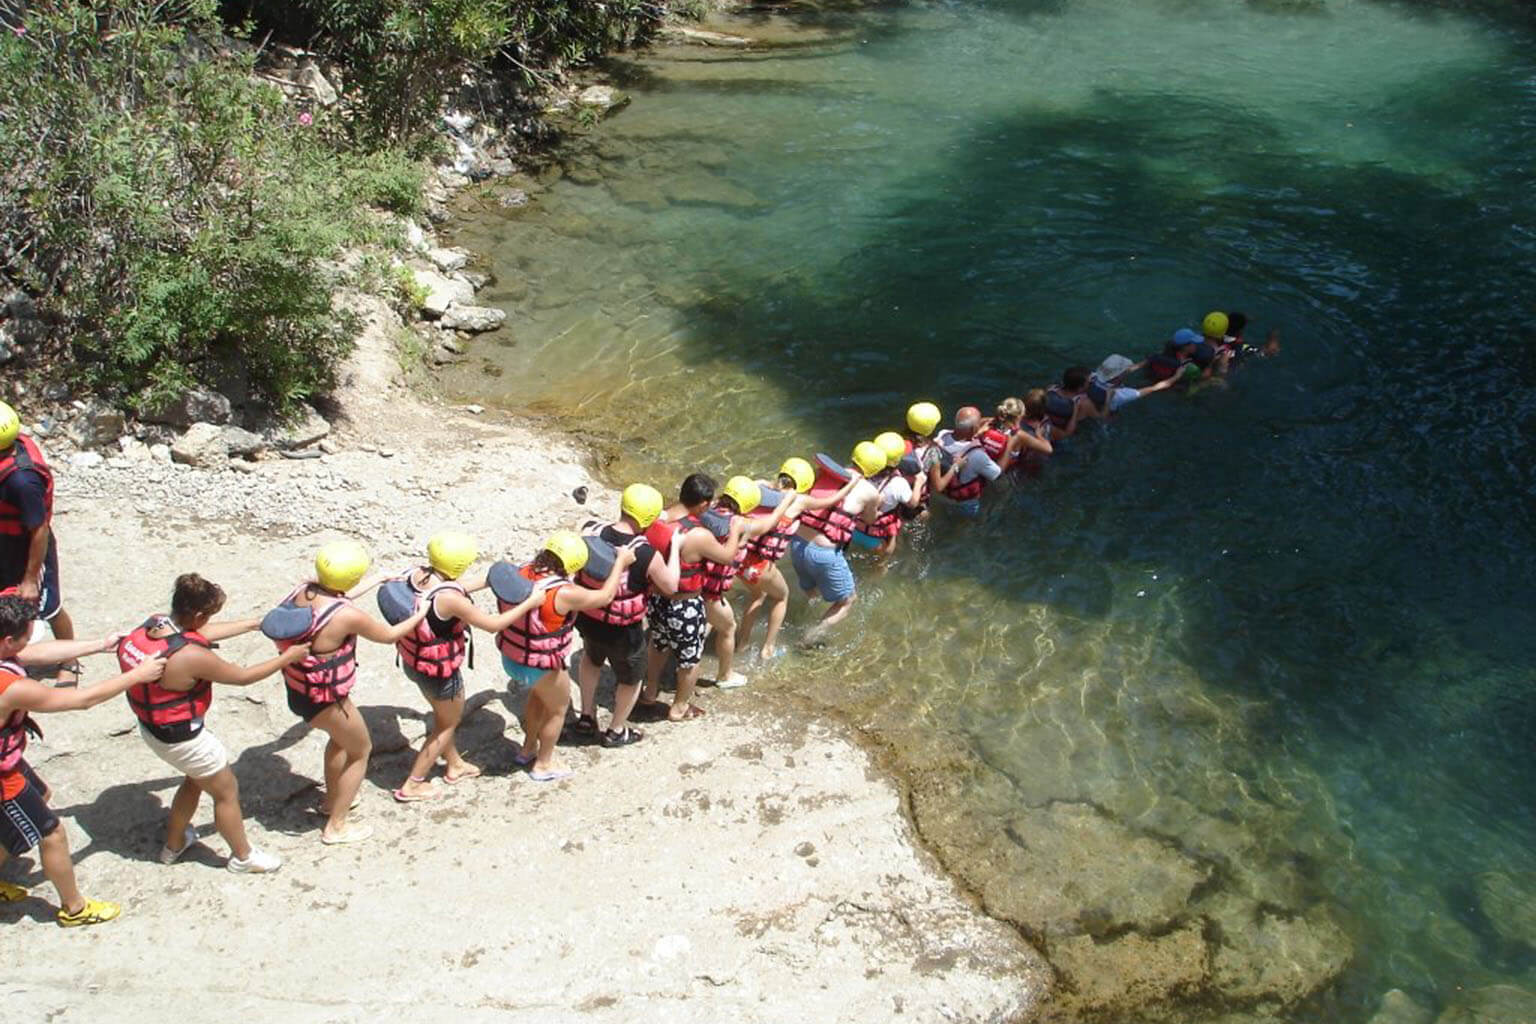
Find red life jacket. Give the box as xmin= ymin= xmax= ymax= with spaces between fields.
xmin=497 ymin=568 xmax=574 ymax=670
xmin=943 ymin=442 xmax=989 ymax=502
xmin=746 ymin=515 xmax=795 ymax=566
xmin=862 ymin=474 xmax=905 ymax=541
xmin=799 ymin=501 xmax=855 ymax=548
xmin=1146 ymin=350 xmax=1187 ymax=381
xmin=0 ymin=435 xmax=53 ymax=538
xmin=578 ymin=526 xmax=650 ymax=627
xmin=278 ymin=589 xmax=358 ymax=705
xmin=701 ymin=508 xmax=746 ymax=600
xmin=117 ymin=615 xmax=214 ymax=743
xmin=0 ymin=661 xmax=37 ymax=773
xmin=396 ymin=578 xmax=470 ymax=679
xmin=673 ymin=515 xmax=709 ymax=595
xmin=980 ymin=425 xmax=1013 ymax=460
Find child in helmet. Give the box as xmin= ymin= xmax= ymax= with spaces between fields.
xmin=850 ymin=432 xmax=926 ymax=556
xmin=702 ymin=475 xmax=794 ymax=691
xmin=789 ymin=443 xmax=881 ymax=644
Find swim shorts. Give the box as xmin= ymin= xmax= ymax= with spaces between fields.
xmin=286 ymin=686 xmax=343 ymax=722
xmin=138 ymin=724 xmax=229 ymax=779
xmin=849 ymin=530 xmax=881 ymax=551
xmin=575 ymin=617 xmax=646 ymax=687
xmin=404 ymin=665 xmax=465 ymax=703
xmin=501 ymin=655 xmax=547 ymax=688
xmin=788 ymin=537 xmax=855 ymax=603
xmin=646 ymin=594 xmax=706 ymax=669
xmin=0 ymin=761 xmax=59 ymax=857
xmin=0 ymin=547 xmax=61 ymax=621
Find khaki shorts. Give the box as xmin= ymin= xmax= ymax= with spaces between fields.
xmin=139 ymin=725 xmax=230 ymax=779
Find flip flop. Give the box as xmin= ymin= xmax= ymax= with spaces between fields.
xmin=392 ymin=780 xmax=441 ymax=803
xmin=529 ymin=769 xmax=573 ymax=783
xmin=320 ymin=824 xmax=374 ymax=846
xmin=511 ymin=750 xmax=536 ymax=769
xmin=443 ymin=764 xmax=482 ymax=784
xmin=0 ymin=880 xmax=28 ymax=903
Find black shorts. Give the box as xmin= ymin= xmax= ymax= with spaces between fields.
xmin=287 ymin=686 xmax=339 ymax=722
xmin=404 ymin=665 xmax=465 ymax=703
xmin=1 ymin=761 xmax=60 ymax=857
xmin=0 ymin=543 xmax=61 ymax=620
xmin=575 ymin=616 xmax=645 ymax=687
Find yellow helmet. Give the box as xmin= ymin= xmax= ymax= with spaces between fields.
xmin=0 ymin=401 xmax=19 ymax=450
xmin=851 ymin=441 xmax=887 ymax=478
xmin=874 ymin=431 xmax=906 ymax=467
xmin=427 ymin=531 xmax=478 ymax=580
xmin=906 ymin=401 xmax=941 ymax=437
xmin=721 ymin=475 xmax=761 ymax=514
xmin=778 ymin=457 xmax=814 ymax=494
xmin=1202 ymin=311 xmax=1229 ymax=338
xmin=543 ymin=530 xmax=588 ymax=575
xmin=620 ymin=483 xmax=663 ymax=529
xmin=315 ymin=541 xmax=371 ymax=592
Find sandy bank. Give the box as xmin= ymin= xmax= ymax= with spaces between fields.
xmin=3 ymin=304 xmax=1046 ymax=1022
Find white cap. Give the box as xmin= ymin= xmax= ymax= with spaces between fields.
xmin=1096 ymin=354 xmax=1134 ymax=380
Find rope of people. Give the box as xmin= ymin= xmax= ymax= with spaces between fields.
xmin=0 ymin=310 xmax=1277 ymax=927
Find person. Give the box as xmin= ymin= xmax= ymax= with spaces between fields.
xmin=1188 ymin=311 xmax=1228 ymax=378
xmin=1043 ymin=367 xmax=1093 ymax=439
xmin=1012 ymin=390 xmax=1056 ymax=477
xmin=1214 ymin=312 xmax=1281 ymax=374
xmin=851 ymin=432 xmax=925 ymax=555
xmin=934 ymin=408 xmax=1016 ymax=515
xmin=0 ymin=594 xmax=166 ymax=925
xmin=902 ymin=401 xmax=944 ymax=519
xmin=736 ymin=458 xmax=858 ymax=662
xmin=498 ymin=531 xmax=634 ymax=779
xmin=639 ymin=474 xmax=745 ymax=722
xmin=789 ymin=443 xmax=880 ymax=643
xmin=979 ymin=399 xmax=1023 ymax=459
xmin=0 ymin=402 xmax=76 ymax=685
xmin=572 ymin=485 xmax=678 ymax=748
xmin=115 ymin=574 xmax=308 ymax=871
xmin=274 ymin=541 xmax=428 ymax=844
xmin=1084 ymin=355 xmax=1180 ymax=417
xmin=700 ymin=475 xmax=789 ymax=691
xmin=1145 ymin=328 xmax=1201 ymax=382
xmin=393 ymin=532 xmax=544 ymax=802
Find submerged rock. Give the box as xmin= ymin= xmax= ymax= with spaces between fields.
xmin=1370 ymin=989 xmax=1435 ymax=1024
xmin=1474 ymin=871 xmax=1536 ymax=946
xmin=1435 ymin=985 xmax=1536 ymax=1024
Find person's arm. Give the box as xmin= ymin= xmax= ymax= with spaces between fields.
xmin=200 ymin=616 xmax=261 ymax=642
xmin=1136 ymin=375 xmax=1180 ymax=397
xmin=175 ymin=643 xmax=311 ymax=687
xmin=1009 ymin=429 xmax=1052 ymax=457
xmin=905 ymin=473 xmax=926 ymax=507
xmin=741 ymin=493 xmax=796 ymax=541
xmin=931 ymin=455 xmax=960 ymax=494
xmin=18 ymin=524 xmax=48 ymax=601
xmin=433 ymin=588 xmax=543 ymax=634
xmin=554 ymin=547 xmax=638 ymax=614
xmin=689 ymin=519 xmax=744 ymax=565
xmin=796 ymin=473 xmax=860 ymax=513
xmin=15 ymin=631 xmax=121 ymax=666
xmin=1054 ymin=402 xmax=1084 ymax=440
xmin=647 ymin=541 xmax=681 ymax=595
xmin=458 ymin=569 xmax=490 ymax=594
xmin=1261 ymin=328 xmax=1281 ymax=356
xmin=340 ymin=603 xmax=430 ymax=645
xmin=0 ymin=659 xmax=164 ymax=715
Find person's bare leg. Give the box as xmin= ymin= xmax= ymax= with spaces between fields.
xmin=47 ymin=607 xmax=74 ymax=642
xmin=401 ymin=693 xmax=464 ymax=796
xmin=706 ymin=599 xmax=739 ymax=681
xmin=519 ymin=685 xmax=549 ymax=760
xmin=757 ymin=569 xmax=790 ymax=659
xmin=37 ymin=827 xmax=84 ymax=914
xmin=802 ymin=593 xmax=856 ymax=645
xmin=577 ymin=652 xmax=602 ymax=721
xmin=434 ymin=696 xmax=477 ymax=780
xmin=314 ymin=700 xmax=371 ymax=840
xmin=669 ymin=663 xmax=702 ymax=720
xmin=531 ymin=671 xmax=571 ymax=774
xmin=195 ymin=768 xmax=252 ymax=860
xmin=609 ymin=680 xmax=642 ymax=733
xmin=736 ymin=580 xmax=767 ymax=652
xmin=162 ymin=776 xmax=201 ymax=856
xmin=641 ymin=643 xmax=667 ymax=704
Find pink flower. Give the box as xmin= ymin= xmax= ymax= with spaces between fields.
xmin=11 ymin=25 xmax=24 ymax=35
xmin=298 ymin=111 xmax=313 ymax=127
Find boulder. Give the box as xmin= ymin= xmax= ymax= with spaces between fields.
xmin=411 ymin=269 xmax=475 ymax=318
xmin=439 ymin=304 xmax=506 ymax=333
xmin=149 ymin=443 xmax=172 ymax=463
xmin=427 ymin=247 xmax=470 ymax=273
xmin=1370 ymin=989 xmax=1434 ymax=1024
xmin=116 ymin=436 xmax=151 ymax=462
xmin=171 ymin=423 xmax=228 ymax=468
xmin=1435 ymin=986 xmax=1536 ymax=1024
xmin=68 ymin=451 xmax=104 ymax=469
xmin=577 ymin=85 xmax=627 ymax=113
xmin=67 ymin=401 xmax=126 ymax=449
xmin=271 ymin=407 xmax=330 ymax=450
xmin=1474 ymin=872 xmax=1536 ymax=946
xmin=296 ymin=62 xmax=337 ymax=106
xmin=142 ymin=387 xmax=232 ymax=429
xmin=221 ymin=426 xmax=266 ymax=458
xmin=401 ymin=218 xmax=428 ymax=252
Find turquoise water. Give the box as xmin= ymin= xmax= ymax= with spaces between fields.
xmin=445 ymin=0 xmax=1536 ymax=1018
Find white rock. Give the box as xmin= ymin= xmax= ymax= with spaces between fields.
xmin=171 ymin=423 xmax=228 ymax=468
xmin=68 ymin=451 xmax=104 ymax=468
xmin=427 ymin=247 xmax=470 ymax=273
xmin=296 ymin=63 xmax=337 ymax=106
xmin=412 ymin=270 xmax=475 ymax=318
xmin=440 ymin=304 xmax=506 ymax=332
xmin=401 ymin=219 xmax=428 ymax=252
xmin=578 ymin=85 xmax=623 ymax=110
xmin=149 ymin=443 xmax=172 ymax=463
xmin=273 ymin=407 xmax=331 ymax=450
xmin=465 ymin=404 xmax=484 ymax=415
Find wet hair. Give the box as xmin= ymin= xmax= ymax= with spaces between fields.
xmin=171 ymin=573 xmax=225 ymax=621
xmin=1063 ymin=366 xmax=1090 ymax=391
xmin=1226 ymin=311 xmax=1248 ymax=337
xmin=1023 ymin=389 xmax=1046 ymax=419
xmin=994 ymin=397 xmax=1023 ymax=424
xmin=0 ymin=595 xmax=35 ymax=641
xmin=679 ymin=473 xmax=716 ymax=508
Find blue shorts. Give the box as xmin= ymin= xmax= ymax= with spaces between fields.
xmin=789 ymin=536 xmax=855 ymax=603
xmin=501 ymin=655 xmax=546 ymax=688
xmin=849 ymin=531 xmax=881 ymax=551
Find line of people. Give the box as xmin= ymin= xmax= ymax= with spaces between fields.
xmin=0 ymin=309 xmax=1278 ymax=926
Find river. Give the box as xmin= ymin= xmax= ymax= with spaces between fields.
xmin=441 ymin=0 xmax=1536 ymax=1019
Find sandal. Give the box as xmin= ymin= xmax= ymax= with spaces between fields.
xmin=392 ymin=778 xmax=441 ymax=803
xmin=572 ymin=713 xmax=598 ymax=735
xmin=601 ymin=727 xmax=644 ymax=748
xmin=443 ymin=763 xmax=482 ymax=784
xmin=529 ymin=768 xmax=574 ymax=783
xmin=57 ymin=897 xmax=120 ymax=927
xmin=320 ymin=824 xmax=374 ymax=846
xmin=511 ymin=750 xmax=536 ymax=770
xmin=53 ymin=660 xmax=82 ymax=689
xmin=632 ymin=699 xmax=667 ymax=722
xmin=0 ymin=880 xmax=27 ymax=903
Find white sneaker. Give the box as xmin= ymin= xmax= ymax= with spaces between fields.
xmin=716 ymin=671 xmax=750 ymax=690
xmin=227 ymin=847 xmax=282 ymax=874
xmin=159 ymin=825 xmax=199 ymax=865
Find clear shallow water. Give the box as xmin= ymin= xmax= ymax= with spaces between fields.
xmin=445 ymin=0 xmax=1536 ymax=1017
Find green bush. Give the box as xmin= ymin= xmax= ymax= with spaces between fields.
xmin=0 ymin=0 xmax=423 ymax=415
